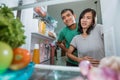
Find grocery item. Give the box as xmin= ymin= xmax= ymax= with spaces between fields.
xmin=32 ymin=44 xmax=40 ymax=64
xmin=38 ymin=20 xmax=46 ymax=35
xmin=34 ymin=6 xmax=47 ymax=17
xmin=0 ymin=42 xmax=13 ymax=74
xmin=10 ymin=48 xmax=31 ymax=70
xmin=79 ymin=60 xmax=92 ymax=76
xmin=0 ymin=4 xmax=26 ymax=48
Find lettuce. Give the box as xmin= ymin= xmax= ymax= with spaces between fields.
xmin=0 ymin=4 xmax=26 ymax=48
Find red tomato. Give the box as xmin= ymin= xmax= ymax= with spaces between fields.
xmin=10 ymin=48 xmax=31 ymax=70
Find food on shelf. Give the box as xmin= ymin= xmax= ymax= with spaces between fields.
xmin=88 ymin=66 xmax=119 ymax=80
xmin=0 ymin=42 xmax=13 ymax=74
xmin=0 ymin=4 xmax=26 ymax=48
xmin=10 ymin=48 xmax=31 ymax=70
xmin=99 ymin=56 xmax=120 ymax=73
xmin=79 ymin=60 xmax=92 ymax=76
xmin=0 ymin=5 xmax=32 ymax=79
xmin=34 ymin=6 xmax=47 ymax=17
xmin=48 ymin=31 xmax=56 ymax=39
xmin=79 ymin=56 xmax=120 ymax=80
xmin=32 ymin=44 xmax=40 ymax=64
xmin=38 ymin=20 xmax=46 ymax=35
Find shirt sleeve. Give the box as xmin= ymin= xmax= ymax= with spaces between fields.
xmin=70 ymin=36 xmax=77 ymax=48
xmin=97 ymin=24 xmax=104 ymax=35
xmin=100 ymin=25 xmax=104 ymax=35
xmin=100 ymin=24 xmax=104 ymax=40
xmin=96 ymin=24 xmax=104 ymax=39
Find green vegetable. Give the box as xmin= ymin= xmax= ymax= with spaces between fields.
xmin=0 ymin=4 xmax=26 ymax=48
xmin=0 ymin=41 xmax=13 ymax=74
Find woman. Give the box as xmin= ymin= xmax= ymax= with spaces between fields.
xmin=67 ymin=8 xmax=105 ymax=67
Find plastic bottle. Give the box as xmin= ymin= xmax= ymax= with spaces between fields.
xmin=32 ymin=44 xmax=40 ymax=64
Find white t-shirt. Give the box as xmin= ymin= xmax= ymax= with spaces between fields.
xmin=70 ymin=24 xmax=105 ymax=60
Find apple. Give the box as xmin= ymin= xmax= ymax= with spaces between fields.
xmin=0 ymin=42 xmax=13 ymax=74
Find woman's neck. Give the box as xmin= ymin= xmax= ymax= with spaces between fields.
xmin=82 ymin=29 xmax=88 ymax=38
xmin=83 ymin=28 xmax=87 ymax=34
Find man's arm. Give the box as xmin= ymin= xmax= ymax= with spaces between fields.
xmin=56 ymin=41 xmax=68 ymax=53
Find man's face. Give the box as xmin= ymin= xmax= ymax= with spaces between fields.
xmin=61 ymin=11 xmax=76 ymax=27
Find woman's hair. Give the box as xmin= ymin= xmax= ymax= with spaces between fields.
xmin=78 ymin=8 xmax=96 ymax=34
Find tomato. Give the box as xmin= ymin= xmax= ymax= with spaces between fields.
xmin=10 ymin=48 xmax=31 ymax=70
xmin=0 ymin=42 xmax=13 ymax=74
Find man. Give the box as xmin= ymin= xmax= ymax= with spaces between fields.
xmin=57 ymin=9 xmax=80 ymax=66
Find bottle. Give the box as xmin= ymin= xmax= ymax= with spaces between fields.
xmin=32 ymin=44 xmax=40 ymax=64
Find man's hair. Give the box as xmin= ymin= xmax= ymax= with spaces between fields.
xmin=61 ymin=9 xmax=74 ymax=15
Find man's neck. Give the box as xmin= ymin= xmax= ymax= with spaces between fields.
xmin=69 ymin=23 xmax=76 ymax=30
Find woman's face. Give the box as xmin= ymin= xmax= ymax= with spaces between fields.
xmin=80 ymin=12 xmax=93 ymax=29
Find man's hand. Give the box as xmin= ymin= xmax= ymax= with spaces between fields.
xmin=57 ymin=41 xmax=68 ymax=52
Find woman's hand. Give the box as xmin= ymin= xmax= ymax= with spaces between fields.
xmin=78 ymin=56 xmax=100 ymax=67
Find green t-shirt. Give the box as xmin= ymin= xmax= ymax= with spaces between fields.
xmin=58 ymin=24 xmax=80 ymax=65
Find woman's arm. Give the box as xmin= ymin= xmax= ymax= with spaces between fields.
xmin=67 ymin=45 xmax=82 ymax=62
xmin=67 ymin=45 xmax=100 ymax=67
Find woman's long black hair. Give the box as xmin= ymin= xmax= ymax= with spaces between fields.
xmin=78 ymin=8 xmax=96 ymax=34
